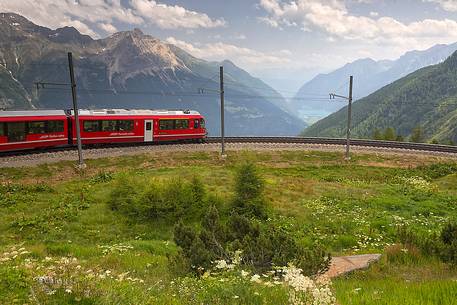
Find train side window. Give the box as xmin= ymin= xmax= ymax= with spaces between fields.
xmin=83 ymin=120 xmax=100 ymax=132
xmin=28 ymin=121 xmax=46 ymax=134
xmin=194 ymin=119 xmax=200 ymax=129
xmin=175 ymin=119 xmax=189 ymax=129
xmin=0 ymin=123 xmax=4 ymax=136
xmin=118 ymin=120 xmax=133 ymax=131
xmin=101 ymin=120 xmax=117 ymax=132
xmin=47 ymin=121 xmax=64 ymax=133
xmin=7 ymin=122 xmax=26 ymax=142
xmin=159 ymin=119 xmax=175 ymax=130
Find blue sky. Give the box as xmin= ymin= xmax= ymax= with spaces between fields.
xmin=2 ymin=0 xmax=457 ymax=92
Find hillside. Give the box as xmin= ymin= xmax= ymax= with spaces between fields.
xmin=292 ymin=43 xmax=457 ymax=123
xmin=302 ymin=51 xmax=457 ymax=143
xmin=0 ymin=13 xmax=304 ymax=136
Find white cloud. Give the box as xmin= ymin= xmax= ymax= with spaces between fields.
xmin=0 ymin=0 xmax=225 ymax=38
xmin=424 ymin=0 xmax=457 ymax=12
xmin=130 ymin=0 xmax=226 ymax=29
xmin=99 ymin=23 xmax=118 ymax=34
xmin=165 ymin=37 xmax=291 ymax=69
xmin=258 ymin=0 xmax=457 ymax=51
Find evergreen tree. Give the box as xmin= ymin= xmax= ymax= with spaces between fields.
xmin=395 ymin=135 xmax=404 ymax=142
xmin=410 ymin=126 xmax=424 ymax=143
xmin=384 ymin=127 xmax=397 ymax=141
xmin=372 ymin=129 xmax=383 ymax=140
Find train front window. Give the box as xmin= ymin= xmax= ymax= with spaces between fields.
xmin=175 ymin=119 xmax=189 ymax=129
xmin=83 ymin=121 xmax=100 ymax=132
xmin=200 ymin=119 xmax=205 ymax=128
xmin=28 ymin=121 xmax=46 ymax=134
xmin=47 ymin=121 xmax=64 ymax=133
xmin=118 ymin=120 xmax=133 ymax=131
xmin=0 ymin=123 xmax=4 ymax=136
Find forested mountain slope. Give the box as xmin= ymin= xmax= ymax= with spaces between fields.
xmin=292 ymin=43 xmax=457 ymax=123
xmin=302 ymin=51 xmax=457 ymax=143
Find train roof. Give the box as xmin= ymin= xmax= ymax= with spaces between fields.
xmin=0 ymin=110 xmax=66 ymax=117
xmin=0 ymin=109 xmax=202 ymax=117
xmin=72 ymin=109 xmax=202 ymax=116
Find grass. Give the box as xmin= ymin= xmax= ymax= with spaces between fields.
xmin=0 ymin=149 xmax=456 ymax=304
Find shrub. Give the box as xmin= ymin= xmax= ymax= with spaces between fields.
xmin=173 ymin=206 xmax=330 ymax=276
xmin=416 ymin=163 xmax=457 ymax=179
xmin=108 ymin=175 xmax=207 ymax=221
xmin=90 ymin=171 xmax=114 ymax=184
xmin=108 ymin=175 xmax=144 ymax=217
xmin=397 ymin=222 xmax=457 ymax=266
xmin=232 ymin=163 xmax=267 ymax=218
xmin=0 ymin=266 xmax=29 ymax=304
xmin=440 ymin=222 xmax=457 ymax=265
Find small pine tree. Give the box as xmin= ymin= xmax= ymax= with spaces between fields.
xmin=373 ymin=129 xmax=383 ymax=140
xmin=410 ymin=126 xmax=424 ymax=143
xmin=384 ymin=127 xmax=397 ymax=141
xmin=232 ymin=163 xmax=266 ymax=218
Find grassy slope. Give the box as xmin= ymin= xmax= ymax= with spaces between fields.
xmin=1 ymin=150 xmax=457 ymax=304
xmin=302 ymin=52 xmax=457 ymax=143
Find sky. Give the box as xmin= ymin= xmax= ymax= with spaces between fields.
xmin=2 ymin=0 xmax=457 ymax=92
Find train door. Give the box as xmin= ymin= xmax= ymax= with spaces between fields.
xmin=7 ymin=122 xmax=26 ymax=142
xmin=144 ymin=120 xmax=153 ymax=142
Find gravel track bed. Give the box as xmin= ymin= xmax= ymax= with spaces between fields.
xmin=1 ymin=142 xmax=456 ymax=168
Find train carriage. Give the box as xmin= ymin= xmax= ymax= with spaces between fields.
xmin=71 ymin=109 xmax=206 ymax=145
xmin=0 ymin=110 xmax=68 ymax=152
xmin=0 ymin=109 xmax=206 ymax=152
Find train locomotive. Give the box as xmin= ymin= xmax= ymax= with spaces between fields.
xmin=0 ymin=109 xmax=206 ymax=152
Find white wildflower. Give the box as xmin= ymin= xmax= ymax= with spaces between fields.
xmin=215 ymin=259 xmax=227 ymax=269
xmin=250 ymin=274 xmax=261 ymax=283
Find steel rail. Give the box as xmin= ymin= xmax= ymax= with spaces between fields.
xmin=0 ymin=137 xmax=456 ymax=159
xmin=205 ymin=137 xmax=457 ymax=154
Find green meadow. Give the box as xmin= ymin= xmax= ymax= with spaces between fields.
xmin=0 ymin=150 xmax=456 ymax=304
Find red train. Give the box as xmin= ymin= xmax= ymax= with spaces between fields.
xmin=0 ymin=109 xmax=206 ymax=152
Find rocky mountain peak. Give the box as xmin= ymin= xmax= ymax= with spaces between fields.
xmin=0 ymin=12 xmax=32 ymax=26
xmin=101 ymin=28 xmax=186 ymax=71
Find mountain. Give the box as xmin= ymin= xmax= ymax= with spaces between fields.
xmin=292 ymin=43 xmax=457 ymax=124
xmin=302 ymin=51 xmax=457 ymax=143
xmin=0 ymin=13 xmax=304 ymax=136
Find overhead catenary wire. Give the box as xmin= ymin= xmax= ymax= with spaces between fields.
xmin=17 ymin=85 xmax=457 ymax=106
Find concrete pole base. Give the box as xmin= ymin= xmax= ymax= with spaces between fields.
xmin=75 ymin=163 xmax=87 ymax=171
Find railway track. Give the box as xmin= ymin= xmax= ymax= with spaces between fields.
xmin=0 ymin=137 xmax=456 ymax=167
xmin=207 ymin=137 xmax=457 ymax=154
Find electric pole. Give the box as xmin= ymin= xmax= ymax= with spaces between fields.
xmin=220 ymin=66 xmax=225 ymax=157
xmin=68 ymin=52 xmax=84 ymax=168
xmin=197 ymin=66 xmax=226 ymax=157
xmin=329 ymin=75 xmax=354 ymax=160
xmin=346 ymin=76 xmax=353 ymax=160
